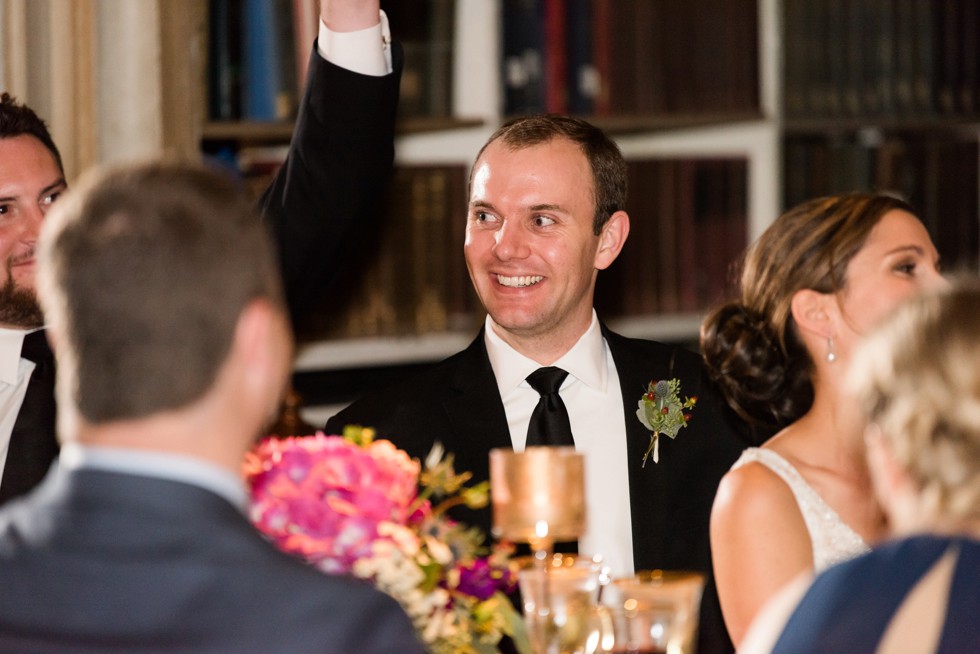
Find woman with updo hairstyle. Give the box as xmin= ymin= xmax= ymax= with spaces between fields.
xmin=702 ymin=192 xmax=948 ymax=647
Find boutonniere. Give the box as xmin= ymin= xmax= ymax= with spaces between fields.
xmin=636 ymin=379 xmax=697 ymax=466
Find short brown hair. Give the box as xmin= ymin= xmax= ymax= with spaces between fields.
xmin=472 ymin=114 xmax=628 ymax=235
xmin=0 ymin=92 xmax=64 ymax=174
xmin=701 ymin=192 xmax=917 ymax=441
xmin=850 ymin=281 xmax=980 ymax=524
xmin=38 ymin=161 xmax=285 ymax=422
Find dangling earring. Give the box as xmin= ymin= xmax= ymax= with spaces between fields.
xmin=826 ymin=337 xmax=837 ymax=363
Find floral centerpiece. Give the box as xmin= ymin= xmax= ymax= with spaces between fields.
xmin=245 ymin=426 xmax=530 ymax=654
xmin=636 ymin=379 xmax=697 ymax=466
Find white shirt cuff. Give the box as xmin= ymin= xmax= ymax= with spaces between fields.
xmin=316 ymin=10 xmax=392 ymax=77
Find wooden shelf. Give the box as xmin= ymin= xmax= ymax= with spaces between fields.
xmin=202 ymin=116 xmax=485 ymax=143
xmin=782 ymin=116 xmax=980 ymax=136
xmin=292 ymin=313 xmax=705 ymax=373
xmin=586 ymin=111 xmax=765 ymax=136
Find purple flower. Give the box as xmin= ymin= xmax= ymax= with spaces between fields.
xmin=456 ymin=559 xmax=514 ymax=600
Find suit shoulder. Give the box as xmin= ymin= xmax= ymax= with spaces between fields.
xmin=234 ymin=536 xmax=425 ymax=650
xmin=326 ymin=345 xmax=482 ymax=437
xmin=604 ymin=329 xmax=701 ymax=363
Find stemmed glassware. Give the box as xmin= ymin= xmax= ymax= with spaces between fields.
xmin=490 ymin=446 xmax=588 ymax=654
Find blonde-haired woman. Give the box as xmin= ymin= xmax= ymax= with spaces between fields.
xmin=745 ymin=281 xmax=980 ymax=652
xmin=700 ymin=192 xmax=947 ymax=646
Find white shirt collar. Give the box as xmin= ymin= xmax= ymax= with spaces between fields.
xmin=484 ymin=311 xmax=608 ymax=397
xmin=0 ymin=327 xmax=40 ymax=386
xmin=59 ymin=443 xmax=249 ymax=511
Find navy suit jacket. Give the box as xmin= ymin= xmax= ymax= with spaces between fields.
xmin=0 ymin=466 xmax=423 ymax=653
xmin=0 ymin=44 xmax=402 ymax=506
xmin=327 ymin=325 xmax=745 ymax=653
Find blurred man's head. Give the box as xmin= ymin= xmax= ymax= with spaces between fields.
xmin=38 ymin=161 xmax=291 ymax=441
xmin=0 ymin=94 xmax=67 ymax=327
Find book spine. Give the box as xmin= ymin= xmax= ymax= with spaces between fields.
xmin=501 ymin=0 xmax=545 ymax=115
xmin=782 ymin=0 xmax=806 ymax=117
xmin=427 ymin=0 xmax=456 ymax=118
xmin=565 ymin=0 xmax=595 ymax=115
xmin=958 ymin=0 xmax=979 ymax=115
xmin=243 ymin=0 xmax=283 ymax=121
xmin=542 ymin=0 xmax=568 ymax=113
xmin=292 ymin=0 xmax=318 ymax=93
xmin=207 ymin=0 xmax=243 ymax=120
xmin=912 ymin=0 xmax=936 ymax=114
xmin=608 ymin=0 xmax=637 ymax=115
xmin=591 ymin=0 xmax=612 ymax=116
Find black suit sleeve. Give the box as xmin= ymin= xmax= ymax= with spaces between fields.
xmin=259 ymin=41 xmax=403 ymax=327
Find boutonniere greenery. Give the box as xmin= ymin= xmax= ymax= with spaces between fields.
xmin=636 ymin=379 xmax=697 ymax=466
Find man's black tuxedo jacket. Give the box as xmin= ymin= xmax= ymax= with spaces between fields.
xmin=327 ymin=325 xmax=745 ymax=653
xmin=0 ymin=466 xmax=424 ymax=653
xmin=0 ymin=45 xmax=402 ymax=506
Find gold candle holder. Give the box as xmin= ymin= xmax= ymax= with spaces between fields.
xmin=491 ymin=448 xmax=589 ymax=653
xmin=489 ymin=446 xmax=586 ymax=551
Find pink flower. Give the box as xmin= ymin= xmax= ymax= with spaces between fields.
xmin=244 ymin=430 xmax=527 ymax=652
xmin=246 ymin=433 xmax=420 ymax=574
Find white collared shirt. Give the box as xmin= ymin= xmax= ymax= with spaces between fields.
xmin=317 ymin=11 xmax=392 ymax=76
xmin=0 ymin=327 xmax=41 ymax=484
xmin=485 ymin=311 xmax=634 ymax=576
xmin=59 ymin=443 xmax=248 ymax=512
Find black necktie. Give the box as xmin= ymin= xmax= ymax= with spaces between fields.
xmin=525 ymin=366 xmax=575 ymax=447
xmin=0 ymin=330 xmax=59 ymax=505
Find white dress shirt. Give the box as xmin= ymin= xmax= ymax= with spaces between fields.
xmin=485 ymin=311 xmax=634 ymax=576
xmin=317 ymin=11 xmax=392 ymax=76
xmin=0 ymin=327 xmax=41 ymax=484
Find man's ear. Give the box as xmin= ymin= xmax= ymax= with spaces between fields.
xmin=233 ymin=300 xmax=280 ymax=388
xmin=43 ymin=328 xmax=59 ymax=354
xmin=790 ymin=288 xmax=835 ymax=340
xmin=595 ymin=210 xmax=630 ymax=271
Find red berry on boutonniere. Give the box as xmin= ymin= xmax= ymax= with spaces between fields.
xmin=636 ymin=378 xmax=697 ymax=466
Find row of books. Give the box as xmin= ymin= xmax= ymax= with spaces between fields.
xmin=784 ymin=133 xmax=979 ymax=271
xmin=596 ymin=158 xmax=748 ymax=319
xmin=299 ymin=136 xmax=975 ymax=341
xmin=783 ymin=0 xmax=980 ymax=119
xmin=206 ymin=0 xmax=452 ymax=123
xmin=382 ymin=0 xmax=455 ymax=119
xmin=309 ymin=165 xmax=475 ymax=340
xmin=299 ymin=157 xmax=748 ymax=340
xmin=207 ymin=0 xmax=316 ymax=122
xmin=502 ymin=0 xmax=759 ymax=117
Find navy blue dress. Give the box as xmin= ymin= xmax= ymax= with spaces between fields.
xmin=771 ymin=534 xmax=980 ymax=653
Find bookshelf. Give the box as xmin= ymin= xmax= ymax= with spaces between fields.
xmin=7 ymin=1 xmax=975 ymax=414
xmin=195 ymin=0 xmax=978 ymax=417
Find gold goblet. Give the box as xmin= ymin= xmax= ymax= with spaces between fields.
xmin=489 ymin=446 xmax=586 ymax=553
xmin=490 ymin=447 xmax=588 ymax=653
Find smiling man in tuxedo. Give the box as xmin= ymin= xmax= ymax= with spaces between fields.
xmin=327 ymin=114 xmax=746 ymax=654
xmin=0 ymin=0 xmax=402 ymax=505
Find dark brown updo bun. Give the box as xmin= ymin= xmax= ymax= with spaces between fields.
xmin=700 ymin=192 xmax=918 ymax=444
xmin=701 ymin=303 xmax=813 ymax=444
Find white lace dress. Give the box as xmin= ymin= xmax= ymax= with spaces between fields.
xmin=730 ymin=448 xmax=870 ymax=571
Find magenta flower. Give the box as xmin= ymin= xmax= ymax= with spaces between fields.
xmin=243 ymin=429 xmax=527 ymax=653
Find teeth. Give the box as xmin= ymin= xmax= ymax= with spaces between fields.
xmin=497 ymin=274 xmax=544 ymax=288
